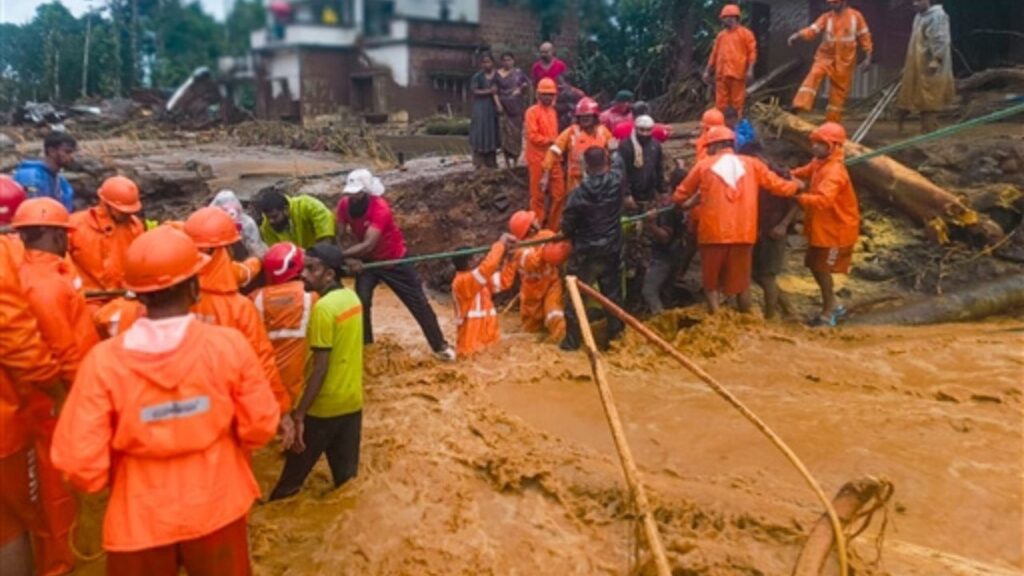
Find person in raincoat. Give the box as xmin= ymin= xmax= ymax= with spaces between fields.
xmin=896 ymin=0 xmax=955 ymax=134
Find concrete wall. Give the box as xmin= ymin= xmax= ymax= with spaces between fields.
xmin=479 ymin=0 xmax=578 ymax=70
xmin=300 ymin=48 xmax=358 ymax=120
xmin=395 ymin=0 xmax=479 ymax=23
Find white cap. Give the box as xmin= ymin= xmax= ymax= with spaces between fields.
xmin=635 ymin=115 xmax=655 ymax=129
xmin=342 ymin=168 xmax=385 ymax=196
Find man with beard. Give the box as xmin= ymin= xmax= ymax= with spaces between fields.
xmin=255 ymin=190 xmax=336 ymax=249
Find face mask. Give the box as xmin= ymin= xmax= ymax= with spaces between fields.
xmin=348 ymin=195 xmax=370 ymax=218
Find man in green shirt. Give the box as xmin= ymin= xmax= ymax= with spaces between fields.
xmin=255 ymin=190 xmax=336 ymax=249
xmin=270 ymin=242 xmax=363 ymax=500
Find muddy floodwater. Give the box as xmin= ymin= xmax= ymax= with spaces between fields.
xmin=69 ymin=288 xmax=1023 ymax=575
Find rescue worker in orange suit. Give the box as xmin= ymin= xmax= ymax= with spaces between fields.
xmin=703 ymin=4 xmax=757 ymax=115
xmin=788 ymin=0 xmax=873 ymax=122
xmin=184 ymin=208 xmax=295 ymax=426
xmin=694 ymin=108 xmax=726 ymax=163
xmin=1 ymin=176 xmax=28 ymax=263
xmin=451 ymin=233 xmax=517 ymax=357
xmin=1 ymin=223 xmax=63 ymax=576
xmin=50 ymin=226 xmax=281 ymax=576
xmin=673 ymin=126 xmax=804 ymax=314
xmin=541 ymin=97 xmax=616 ymax=231
xmin=500 ymin=210 xmax=566 ymax=342
xmin=249 ymin=242 xmax=318 ymax=400
xmin=68 ymin=175 xmax=145 ymax=294
xmin=790 ymin=122 xmax=860 ymax=327
xmin=13 ymin=199 xmax=101 ymax=576
xmin=524 ymin=78 xmax=565 ymax=231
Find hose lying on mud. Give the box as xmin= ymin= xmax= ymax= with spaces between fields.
xmin=848 ymin=273 xmax=1024 ymax=325
xmin=572 ymin=279 xmax=850 ymax=576
xmin=565 ymin=277 xmax=673 ymax=576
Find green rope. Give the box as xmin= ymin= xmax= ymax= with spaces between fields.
xmin=364 ymin=101 xmax=1024 ymax=270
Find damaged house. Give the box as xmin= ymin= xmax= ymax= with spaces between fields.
xmin=249 ymin=0 xmax=578 ymax=123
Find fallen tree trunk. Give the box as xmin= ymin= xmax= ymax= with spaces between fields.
xmin=793 ymin=476 xmax=894 ymax=576
xmin=751 ymin=104 xmax=1004 ymax=245
xmin=849 ymin=274 xmax=1024 ymax=326
xmin=956 ymin=67 xmax=1024 ymax=92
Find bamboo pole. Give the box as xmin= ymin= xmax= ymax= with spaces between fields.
xmin=564 ymin=276 xmax=672 ymax=576
xmin=573 ymin=280 xmax=849 ymax=576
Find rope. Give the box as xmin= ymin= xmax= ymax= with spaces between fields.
xmin=362 ymin=233 xmax=563 ymax=270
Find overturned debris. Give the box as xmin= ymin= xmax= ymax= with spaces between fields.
xmin=752 ymin=103 xmax=1005 ymax=245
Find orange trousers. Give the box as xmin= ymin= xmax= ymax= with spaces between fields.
xmin=715 ymin=76 xmax=747 ymax=115
xmin=529 ymin=162 xmax=567 ymax=232
xmin=520 ymin=279 xmax=566 ymax=341
xmin=0 ymin=448 xmax=38 ymax=547
xmin=105 ymin=515 xmax=251 ymax=576
xmin=792 ymin=60 xmax=851 ymax=122
xmin=27 ymin=394 xmax=76 ymax=576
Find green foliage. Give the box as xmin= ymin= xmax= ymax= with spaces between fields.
xmin=574 ymin=0 xmax=719 ymax=100
xmin=0 ymin=0 xmax=266 ymax=111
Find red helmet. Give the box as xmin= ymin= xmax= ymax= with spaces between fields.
xmin=651 ymin=124 xmax=671 ymax=142
xmin=575 ymin=97 xmax=599 ymax=117
xmin=0 ymin=176 xmax=27 ymax=226
xmin=720 ymin=4 xmax=741 ymax=18
xmin=263 ymin=242 xmax=305 ymax=284
xmin=508 ymin=210 xmax=537 ymax=240
xmin=701 ymin=108 xmax=725 ymax=128
xmin=810 ymin=121 xmax=847 ymax=146
xmin=705 ymin=126 xmax=736 ymax=145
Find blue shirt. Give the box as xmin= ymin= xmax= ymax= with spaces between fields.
xmin=735 ymin=119 xmax=757 ymax=152
xmin=13 ymin=159 xmax=74 ymax=211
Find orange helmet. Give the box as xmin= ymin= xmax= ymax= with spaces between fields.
xmin=0 ymin=176 xmax=27 ymax=226
xmin=575 ymin=97 xmax=599 ymax=117
xmin=705 ymin=125 xmax=736 ymax=145
xmin=811 ymin=121 xmax=847 ymax=146
xmin=264 ymin=242 xmax=305 ymax=284
xmin=185 ymin=206 xmax=241 ymax=248
xmin=98 ymin=176 xmax=142 ymax=213
xmin=720 ymin=4 xmax=741 ymax=18
xmin=11 ymin=197 xmax=74 ymax=229
xmin=541 ymin=240 xmax=571 ymax=266
xmin=537 ymin=78 xmax=558 ymax=95
xmin=701 ymin=108 xmax=725 ymax=128
xmin=508 ymin=210 xmax=537 ymax=240
xmin=124 ymin=226 xmax=211 ymax=293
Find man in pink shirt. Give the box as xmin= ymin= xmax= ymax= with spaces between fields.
xmin=599 ymin=90 xmax=634 ymax=131
xmin=336 ymin=169 xmax=456 ymax=361
xmin=531 ymin=42 xmax=568 ymax=86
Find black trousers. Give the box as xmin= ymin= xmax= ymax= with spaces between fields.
xmin=562 ymin=248 xmax=625 ymax=349
xmin=356 ymin=262 xmax=448 ymax=352
xmin=270 ymin=411 xmax=362 ymax=500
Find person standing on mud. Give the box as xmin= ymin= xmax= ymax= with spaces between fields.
xmin=618 ymin=115 xmax=665 ymax=310
xmin=559 ymin=148 xmax=626 ymax=351
xmin=541 ymin=97 xmax=616 ymax=231
xmin=470 ymin=52 xmax=501 ymax=169
xmin=790 ymin=122 xmax=860 ymax=327
xmin=673 ymin=126 xmax=803 ymax=315
xmin=270 ymin=242 xmax=365 ymax=500
xmin=51 ymin=226 xmax=281 ymax=575
xmin=524 ymin=79 xmax=564 ymax=229
xmin=896 ymin=0 xmax=955 ymax=134
xmin=255 ymin=190 xmax=336 ymax=249
xmin=495 ymin=52 xmax=531 ymax=169
xmin=336 ymin=169 xmax=456 ymax=362
xmin=531 ymin=42 xmax=568 ymax=86
xmin=13 ymin=132 xmax=77 ymax=212
xmin=501 ymin=210 xmax=567 ymax=342
xmin=451 ymin=234 xmax=517 ymax=357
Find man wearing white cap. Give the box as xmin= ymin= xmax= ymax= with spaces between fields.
xmin=335 ymin=169 xmax=456 ymax=361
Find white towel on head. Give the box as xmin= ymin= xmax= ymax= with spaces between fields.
xmin=710 ymin=153 xmax=746 ymax=200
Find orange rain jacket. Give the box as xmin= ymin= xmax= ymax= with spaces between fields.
xmin=0 ymin=236 xmax=61 ymax=458
xmin=19 ymin=250 xmax=100 ymax=383
xmin=193 ymin=248 xmax=291 ymax=413
xmin=793 ymin=7 xmax=873 ymax=121
xmin=233 ymin=256 xmax=262 ymax=289
xmin=50 ymin=318 xmax=280 ymax=551
xmin=708 ymin=25 xmax=757 ymax=80
xmin=69 ymin=206 xmax=144 ymax=291
xmin=674 ymin=150 xmax=799 ymax=245
xmin=525 ymin=103 xmax=567 ymax=229
xmin=250 ymin=281 xmax=318 ymax=401
xmin=543 ymin=124 xmax=616 ymax=194
xmin=452 ymin=242 xmax=505 ymax=357
xmin=791 ymin=148 xmax=860 ymax=248
xmin=500 ymin=231 xmax=565 ymax=340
